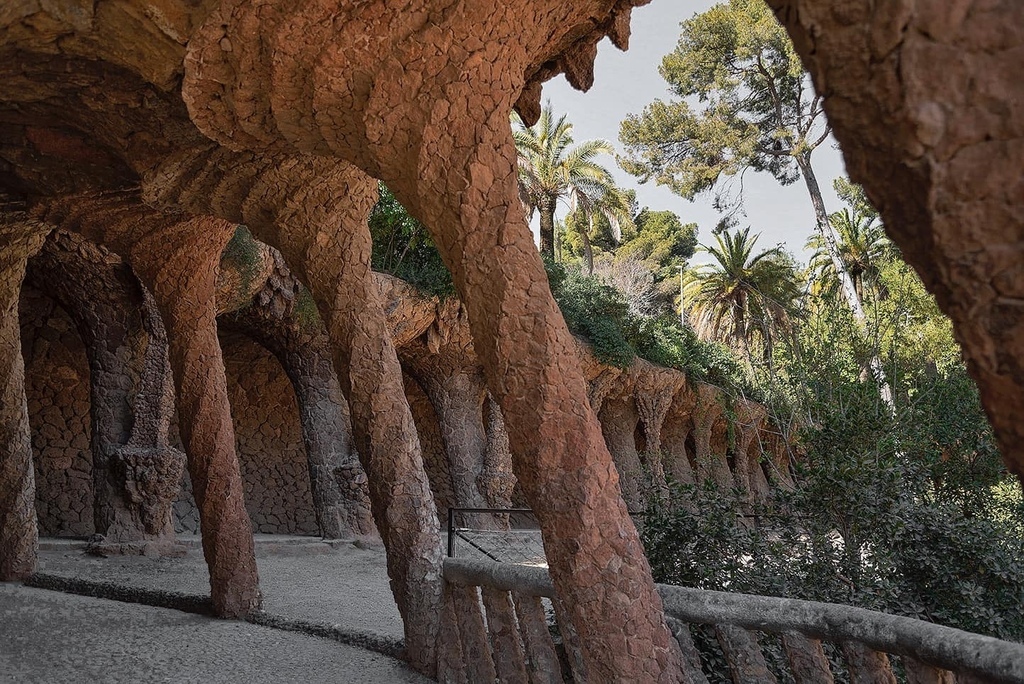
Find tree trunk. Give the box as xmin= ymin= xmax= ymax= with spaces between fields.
xmin=539 ymin=198 xmax=556 ymax=260
xmin=796 ymin=153 xmax=894 ymax=411
xmin=581 ymin=215 xmax=595 ymax=275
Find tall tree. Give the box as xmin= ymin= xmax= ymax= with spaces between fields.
xmin=807 ymin=206 xmax=891 ymax=302
xmin=513 ymin=104 xmax=630 ymax=270
xmin=619 ymin=0 xmax=893 ymax=407
xmin=683 ymin=227 xmax=801 ymax=368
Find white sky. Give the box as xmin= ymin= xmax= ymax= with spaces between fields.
xmin=539 ymin=0 xmax=849 ymax=265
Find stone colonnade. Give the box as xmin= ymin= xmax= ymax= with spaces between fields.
xmin=3 ymin=0 xmax=1024 ymax=680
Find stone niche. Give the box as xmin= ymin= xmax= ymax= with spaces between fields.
xmin=18 ymin=285 xmax=320 ymax=537
xmin=174 ymin=331 xmax=319 ymax=535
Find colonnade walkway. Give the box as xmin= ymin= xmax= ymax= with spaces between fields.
xmin=0 ymin=536 xmax=428 ymax=683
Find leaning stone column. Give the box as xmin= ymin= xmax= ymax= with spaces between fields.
xmin=219 ymin=248 xmax=375 ymax=538
xmin=634 ymin=364 xmax=686 ymax=493
xmin=733 ymin=398 xmax=772 ymax=508
xmin=661 ymin=387 xmax=699 ymax=489
xmin=598 ymin=394 xmax=645 ymax=510
xmin=479 ymin=395 xmax=516 ymax=511
xmin=27 ymin=230 xmax=186 ymax=555
xmin=41 ymin=197 xmax=260 ymax=617
xmin=382 ymin=104 xmax=685 ymax=680
xmin=143 ymin=151 xmax=443 ymax=675
xmin=400 ymin=321 xmax=492 ymax=516
xmin=180 ymin=1 xmax=681 ymax=675
xmin=0 ymin=215 xmax=48 ymax=581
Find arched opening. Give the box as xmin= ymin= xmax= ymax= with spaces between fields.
xmin=172 ymin=329 xmax=319 ymax=536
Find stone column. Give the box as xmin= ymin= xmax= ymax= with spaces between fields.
xmin=598 ymin=394 xmax=645 ymax=511
xmin=41 ymin=197 xmax=260 ymax=617
xmin=144 ymin=151 xmax=444 ymax=675
xmin=692 ymin=384 xmax=734 ymax=491
xmin=400 ymin=328 xmax=491 ymax=516
xmin=635 ymin=366 xmax=685 ymax=493
xmin=0 ymin=215 xmax=48 ymax=581
xmin=27 ymin=230 xmax=185 ymax=555
xmin=380 ymin=104 xmax=684 ymax=680
xmin=233 ymin=164 xmax=443 ymax=674
xmin=479 ymin=395 xmax=516 ymax=510
xmin=221 ymin=250 xmax=375 ymax=538
xmin=732 ymin=398 xmax=772 ymax=508
xmin=661 ymin=387 xmax=699 ymax=489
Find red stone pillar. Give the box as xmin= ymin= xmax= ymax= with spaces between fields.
xmin=0 ymin=217 xmax=47 ymax=581
xmin=383 ymin=103 xmax=685 ymax=680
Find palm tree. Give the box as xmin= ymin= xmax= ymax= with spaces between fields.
xmin=683 ymin=227 xmax=802 ymax=367
xmin=806 ymin=208 xmax=891 ymax=301
xmin=512 ymin=104 xmax=632 ymax=272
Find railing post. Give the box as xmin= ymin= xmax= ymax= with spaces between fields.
xmin=903 ymin=658 xmax=954 ymax=684
xmin=447 ymin=507 xmax=455 ymax=558
xmin=715 ymin=624 xmax=778 ymax=684
xmin=513 ymin=592 xmax=562 ymax=684
xmin=841 ymin=641 xmax=896 ymax=684
xmin=481 ymin=587 xmax=529 ymax=683
xmin=665 ymin=617 xmax=711 ymax=684
xmin=782 ymin=632 xmax=834 ymax=684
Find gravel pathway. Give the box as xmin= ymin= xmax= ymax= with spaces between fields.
xmin=1 ymin=536 xmax=432 ymax=683
xmin=0 ymin=584 xmax=429 ymax=683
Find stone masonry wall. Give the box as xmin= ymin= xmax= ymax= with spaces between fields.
xmin=174 ymin=332 xmax=318 ymax=535
xmin=19 ymin=286 xmax=93 ymax=537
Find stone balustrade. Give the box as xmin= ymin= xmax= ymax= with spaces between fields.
xmin=443 ymin=557 xmax=1024 ymax=684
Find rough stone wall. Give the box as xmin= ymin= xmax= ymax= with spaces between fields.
xmin=174 ymin=333 xmax=318 ymax=535
xmin=221 ymin=332 xmax=317 ymax=535
xmin=19 ymin=286 xmax=92 ymax=537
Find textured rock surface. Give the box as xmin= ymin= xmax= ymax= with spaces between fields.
xmin=0 ymin=215 xmax=48 ymax=580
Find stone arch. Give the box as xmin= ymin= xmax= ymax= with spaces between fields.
xmin=213 ymin=330 xmax=318 ymax=535
xmin=660 ymin=385 xmax=699 ymax=489
xmin=25 ymin=230 xmax=184 ymax=554
xmin=216 ymin=247 xmax=374 ymax=539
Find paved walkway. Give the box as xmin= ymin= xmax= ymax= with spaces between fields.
xmin=0 ymin=536 xmax=432 ymax=683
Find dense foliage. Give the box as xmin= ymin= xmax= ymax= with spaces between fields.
xmin=367 ymin=183 xmax=455 ymax=298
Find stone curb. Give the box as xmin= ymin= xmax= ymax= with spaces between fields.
xmin=24 ymin=573 xmax=405 ymax=661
